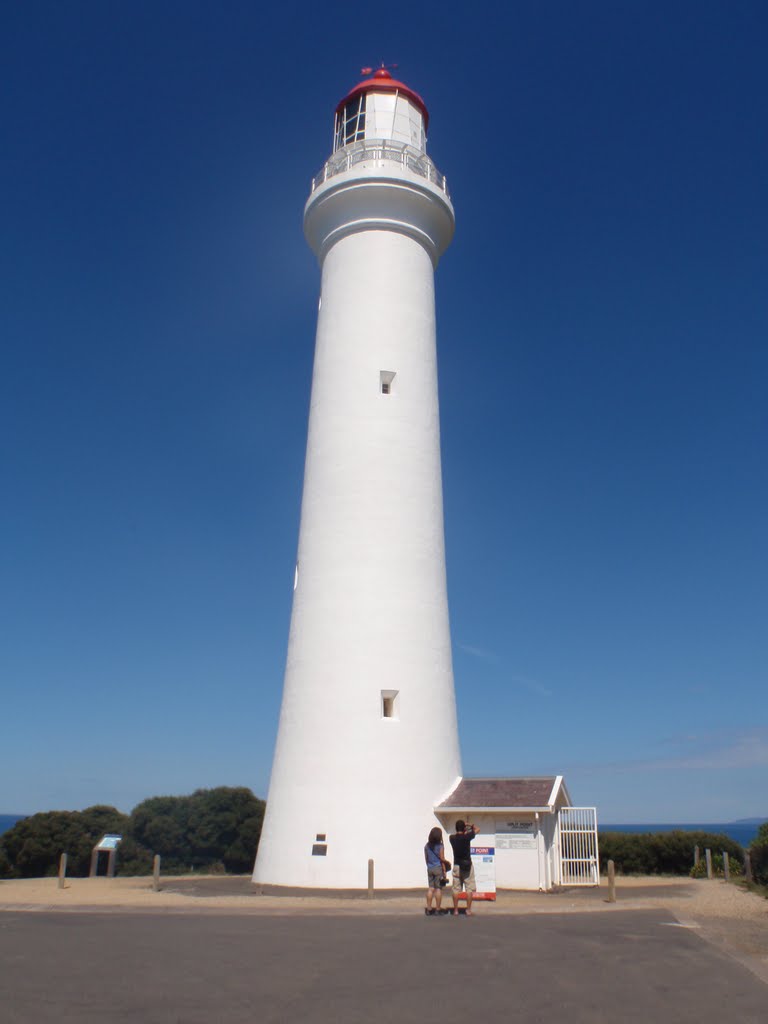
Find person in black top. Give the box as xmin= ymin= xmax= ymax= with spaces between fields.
xmin=449 ymin=820 xmax=478 ymax=915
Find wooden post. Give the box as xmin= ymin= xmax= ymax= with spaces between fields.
xmin=89 ymin=848 xmax=99 ymax=878
xmin=607 ymin=859 xmax=616 ymax=903
xmin=744 ymin=851 xmax=753 ymax=883
xmin=58 ymin=853 xmax=67 ymax=889
xmin=153 ymin=854 xmax=161 ymax=892
xmin=705 ymin=848 xmax=713 ymax=879
xmin=694 ymin=845 xmax=700 ymax=868
xmin=722 ymin=851 xmax=730 ymax=882
xmin=367 ymin=858 xmax=374 ymax=899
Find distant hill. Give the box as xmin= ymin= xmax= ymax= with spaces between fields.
xmin=0 ymin=814 xmax=26 ymax=835
xmin=729 ymin=817 xmax=768 ymax=825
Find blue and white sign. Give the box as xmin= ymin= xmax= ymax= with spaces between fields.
xmin=96 ymin=834 xmax=122 ymax=851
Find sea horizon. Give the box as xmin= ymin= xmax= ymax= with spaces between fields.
xmin=600 ymin=821 xmax=765 ymax=847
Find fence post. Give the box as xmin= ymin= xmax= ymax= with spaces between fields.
xmin=705 ymin=848 xmax=713 ymax=879
xmin=367 ymin=858 xmax=374 ymax=899
xmin=152 ymin=854 xmax=161 ymax=892
xmin=58 ymin=853 xmax=68 ymax=889
xmin=694 ymin=845 xmax=700 ymax=869
xmin=744 ymin=851 xmax=753 ymax=883
xmin=607 ymin=859 xmax=616 ymax=903
xmin=722 ymin=851 xmax=730 ymax=882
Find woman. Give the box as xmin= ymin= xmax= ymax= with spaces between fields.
xmin=424 ymin=826 xmax=449 ymax=915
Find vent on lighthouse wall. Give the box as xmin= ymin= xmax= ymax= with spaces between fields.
xmin=381 ymin=690 xmax=399 ymax=719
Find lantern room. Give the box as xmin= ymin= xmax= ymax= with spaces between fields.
xmin=333 ymin=68 xmax=428 ymax=153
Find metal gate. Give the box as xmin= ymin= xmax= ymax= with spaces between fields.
xmin=557 ymin=807 xmax=600 ymax=885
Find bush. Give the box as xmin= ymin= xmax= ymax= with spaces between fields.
xmin=0 ymin=788 xmax=266 ymax=879
xmin=129 ymin=787 xmax=265 ymax=874
xmin=598 ymin=831 xmax=744 ymax=876
xmin=0 ymin=806 xmax=130 ymax=879
xmin=689 ymin=852 xmax=743 ymax=878
xmin=749 ymin=825 xmax=768 ymax=886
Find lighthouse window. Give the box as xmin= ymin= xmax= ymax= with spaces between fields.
xmin=381 ymin=689 xmax=399 ymax=719
xmin=380 ymin=370 xmax=396 ymax=395
xmin=336 ymin=94 xmax=367 ymax=148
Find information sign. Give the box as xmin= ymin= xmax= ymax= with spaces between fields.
xmin=470 ymin=836 xmax=496 ymax=900
xmin=495 ymin=820 xmax=537 ymax=850
xmin=96 ymin=834 xmax=123 ymax=851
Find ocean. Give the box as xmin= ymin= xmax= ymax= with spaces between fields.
xmin=600 ymin=822 xmax=764 ymax=848
xmin=0 ymin=815 xmax=27 ymax=835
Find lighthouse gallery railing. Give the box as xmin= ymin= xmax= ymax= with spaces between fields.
xmin=311 ymin=139 xmax=450 ymax=196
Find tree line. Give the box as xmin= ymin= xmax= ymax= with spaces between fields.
xmin=598 ymin=825 xmax=768 ymax=883
xmin=0 ymin=787 xmax=265 ymax=878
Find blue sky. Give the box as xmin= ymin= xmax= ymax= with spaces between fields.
xmin=1 ymin=2 xmax=766 ymax=823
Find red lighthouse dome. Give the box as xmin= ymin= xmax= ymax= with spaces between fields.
xmin=333 ymin=68 xmax=429 ymax=153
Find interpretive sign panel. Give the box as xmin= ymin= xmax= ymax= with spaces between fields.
xmin=495 ymin=820 xmax=537 ymax=850
xmin=96 ymin=834 xmax=122 ymax=851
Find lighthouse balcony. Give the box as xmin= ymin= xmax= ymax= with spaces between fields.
xmin=311 ymin=139 xmax=449 ymax=197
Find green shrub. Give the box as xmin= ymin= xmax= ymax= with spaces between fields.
xmin=599 ymin=831 xmax=743 ymax=876
xmin=689 ymin=852 xmax=742 ymax=878
xmin=0 ymin=787 xmax=266 ymax=879
xmin=0 ymin=806 xmax=130 ymax=879
xmin=749 ymin=837 xmax=768 ymax=887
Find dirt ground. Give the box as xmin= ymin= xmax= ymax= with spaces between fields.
xmin=1 ymin=873 xmax=765 ymax=970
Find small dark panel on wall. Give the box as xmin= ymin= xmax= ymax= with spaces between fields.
xmin=312 ymin=843 xmax=328 ymax=856
xmin=316 ymin=833 xmax=326 ymax=841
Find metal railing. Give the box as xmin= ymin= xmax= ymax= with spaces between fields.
xmin=311 ymin=139 xmax=450 ymax=196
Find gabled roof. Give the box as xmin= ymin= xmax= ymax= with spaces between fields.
xmin=436 ymin=776 xmax=569 ymax=813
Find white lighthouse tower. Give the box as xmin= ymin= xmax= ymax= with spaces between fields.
xmin=254 ymin=68 xmax=460 ymax=889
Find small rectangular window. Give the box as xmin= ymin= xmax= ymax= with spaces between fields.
xmin=381 ymin=689 xmax=399 ymax=719
xmin=312 ymin=844 xmax=328 ymax=856
xmin=315 ymin=833 xmax=326 ymax=842
xmin=380 ymin=370 xmax=396 ymax=395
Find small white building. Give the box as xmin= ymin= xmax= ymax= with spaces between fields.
xmin=436 ymin=777 xmax=599 ymax=892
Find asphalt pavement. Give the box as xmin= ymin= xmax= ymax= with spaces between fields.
xmin=1 ymin=909 xmax=765 ymax=1023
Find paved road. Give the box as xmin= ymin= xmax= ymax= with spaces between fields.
xmin=1 ymin=909 xmax=765 ymax=1023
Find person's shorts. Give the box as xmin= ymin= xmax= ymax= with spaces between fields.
xmin=427 ymin=866 xmax=444 ymax=889
xmin=452 ymin=862 xmax=476 ymax=893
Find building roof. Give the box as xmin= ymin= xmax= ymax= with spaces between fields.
xmin=336 ymin=69 xmax=429 ymax=131
xmin=436 ymin=776 xmax=567 ymax=812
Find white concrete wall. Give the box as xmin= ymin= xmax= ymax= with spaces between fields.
xmin=254 ymin=206 xmax=460 ymax=888
xmin=436 ymin=812 xmax=560 ymax=891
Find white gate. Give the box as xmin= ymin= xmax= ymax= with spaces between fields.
xmin=556 ymin=807 xmax=600 ymax=886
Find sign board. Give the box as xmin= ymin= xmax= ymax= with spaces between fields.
xmin=470 ymin=836 xmax=496 ymax=900
xmin=96 ymin=834 xmax=123 ymax=851
xmin=495 ymin=819 xmax=537 ymax=851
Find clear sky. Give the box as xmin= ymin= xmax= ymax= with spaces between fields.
xmin=2 ymin=2 xmax=766 ymax=823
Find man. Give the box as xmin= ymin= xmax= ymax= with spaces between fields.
xmin=449 ymin=820 xmax=478 ymax=915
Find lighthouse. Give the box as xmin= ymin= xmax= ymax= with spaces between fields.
xmin=253 ymin=68 xmax=461 ymax=889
